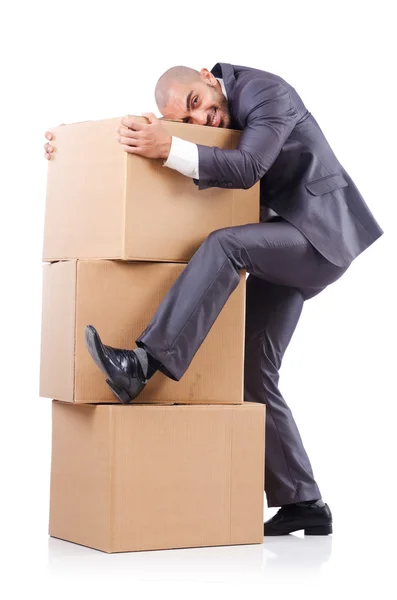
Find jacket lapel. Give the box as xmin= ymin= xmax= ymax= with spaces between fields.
xmin=211 ymin=62 xmax=239 ymax=128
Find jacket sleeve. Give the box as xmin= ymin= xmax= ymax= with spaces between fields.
xmin=196 ymin=80 xmax=299 ymax=190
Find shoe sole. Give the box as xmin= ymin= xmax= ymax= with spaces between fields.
xmin=105 ymin=378 xmax=134 ymax=405
xmin=304 ymin=525 xmax=333 ymax=535
xmin=84 ymin=325 xmax=113 ymax=379
xmin=84 ymin=325 xmax=134 ymax=404
xmin=264 ymin=524 xmax=333 ymax=536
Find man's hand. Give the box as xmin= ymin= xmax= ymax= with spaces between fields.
xmin=43 ymin=131 xmax=54 ymax=160
xmin=117 ymin=113 xmax=172 ymax=160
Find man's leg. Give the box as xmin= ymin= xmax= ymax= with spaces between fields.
xmin=136 ymin=221 xmax=346 ymax=380
xmin=85 ymin=220 xmax=346 ymax=403
xmin=244 ymin=275 xmax=321 ymax=507
xmin=85 ymin=219 xmax=346 ymax=532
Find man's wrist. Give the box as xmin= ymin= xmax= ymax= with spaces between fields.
xmin=162 ymin=135 xmax=172 ymax=160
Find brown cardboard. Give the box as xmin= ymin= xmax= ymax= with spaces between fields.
xmin=49 ymin=400 xmax=265 ymax=553
xmin=40 ymin=259 xmax=246 ymax=404
xmin=42 ymin=117 xmax=259 ymax=262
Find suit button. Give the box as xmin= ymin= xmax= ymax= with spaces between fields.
xmin=221 ymin=181 xmax=227 ymax=187
xmin=214 ymin=180 xmax=219 ymax=186
xmin=227 ymin=182 xmax=233 ymax=187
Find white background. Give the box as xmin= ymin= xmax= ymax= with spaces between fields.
xmin=1 ymin=0 xmax=396 ymax=598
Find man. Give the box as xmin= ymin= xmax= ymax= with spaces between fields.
xmin=43 ymin=63 xmax=383 ymax=537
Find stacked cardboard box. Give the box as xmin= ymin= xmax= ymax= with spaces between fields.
xmin=40 ymin=116 xmax=266 ymax=552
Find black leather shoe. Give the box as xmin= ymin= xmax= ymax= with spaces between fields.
xmin=264 ymin=500 xmax=333 ymax=536
xmin=84 ymin=324 xmax=148 ymax=404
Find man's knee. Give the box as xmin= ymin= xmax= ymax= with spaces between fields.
xmin=205 ymin=227 xmax=240 ymax=255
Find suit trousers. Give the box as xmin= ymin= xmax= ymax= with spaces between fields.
xmin=136 ymin=217 xmax=348 ymax=507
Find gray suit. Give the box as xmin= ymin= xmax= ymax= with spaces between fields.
xmin=137 ymin=63 xmax=383 ymax=507
xmin=196 ymin=62 xmax=383 ymax=267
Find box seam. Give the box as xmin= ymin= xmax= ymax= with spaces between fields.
xmin=73 ymin=260 xmax=78 ymax=402
xmin=229 ymin=409 xmax=234 ymax=543
xmin=109 ymin=406 xmax=115 ymax=552
xmin=48 ymin=399 xmax=55 ymax=535
xmin=122 ymin=151 xmax=127 ymax=259
xmin=240 ymin=272 xmax=247 ymax=401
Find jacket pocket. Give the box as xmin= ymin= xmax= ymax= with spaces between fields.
xmin=305 ymin=173 xmax=349 ymax=195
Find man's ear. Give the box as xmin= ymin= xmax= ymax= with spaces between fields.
xmin=200 ymin=68 xmax=216 ymax=85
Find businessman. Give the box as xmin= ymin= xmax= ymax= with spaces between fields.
xmin=44 ymin=63 xmax=383 ymax=536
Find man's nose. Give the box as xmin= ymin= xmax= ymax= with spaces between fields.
xmin=192 ymin=110 xmax=208 ymax=126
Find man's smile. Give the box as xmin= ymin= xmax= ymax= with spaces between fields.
xmin=208 ymin=108 xmax=220 ymax=127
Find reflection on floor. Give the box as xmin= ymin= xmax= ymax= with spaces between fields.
xmin=47 ymin=533 xmax=333 ymax=581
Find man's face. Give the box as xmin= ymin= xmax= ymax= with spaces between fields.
xmin=159 ymin=68 xmax=231 ymax=128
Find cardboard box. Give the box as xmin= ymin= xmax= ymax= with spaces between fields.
xmin=42 ymin=117 xmax=259 ymax=263
xmin=49 ymin=400 xmax=265 ymax=553
xmin=40 ymin=259 xmax=246 ymax=404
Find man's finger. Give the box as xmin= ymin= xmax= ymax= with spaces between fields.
xmin=121 ymin=144 xmax=141 ymax=154
xmin=142 ymin=112 xmax=158 ymax=124
xmin=45 ymin=131 xmax=53 ymax=140
xmin=118 ymin=136 xmax=139 ymax=146
xmin=117 ymin=125 xmax=140 ymax=139
xmin=120 ymin=116 xmax=146 ymax=131
xmin=44 ymin=143 xmax=53 ymax=152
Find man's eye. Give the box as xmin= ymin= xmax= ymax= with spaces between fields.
xmin=193 ymin=97 xmax=198 ymax=106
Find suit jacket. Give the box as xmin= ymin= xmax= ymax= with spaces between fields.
xmin=195 ymin=62 xmax=383 ymax=267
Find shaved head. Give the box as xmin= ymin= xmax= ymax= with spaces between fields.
xmin=155 ymin=66 xmax=201 ymax=110
xmin=154 ymin=65 xmax=231 ymax=128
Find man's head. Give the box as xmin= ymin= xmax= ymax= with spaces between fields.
xmin=155 ymin=66 xmax=231 ymax=128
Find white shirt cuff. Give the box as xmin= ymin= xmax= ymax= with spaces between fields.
xmin=163 ymin=136 xmax=199 ymax=179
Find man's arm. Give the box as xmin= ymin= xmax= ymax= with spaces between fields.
xmin=196 ymin=80 xmax=299 ymax=190
xmin=116 ymin=80 xmax=299 ymax=190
